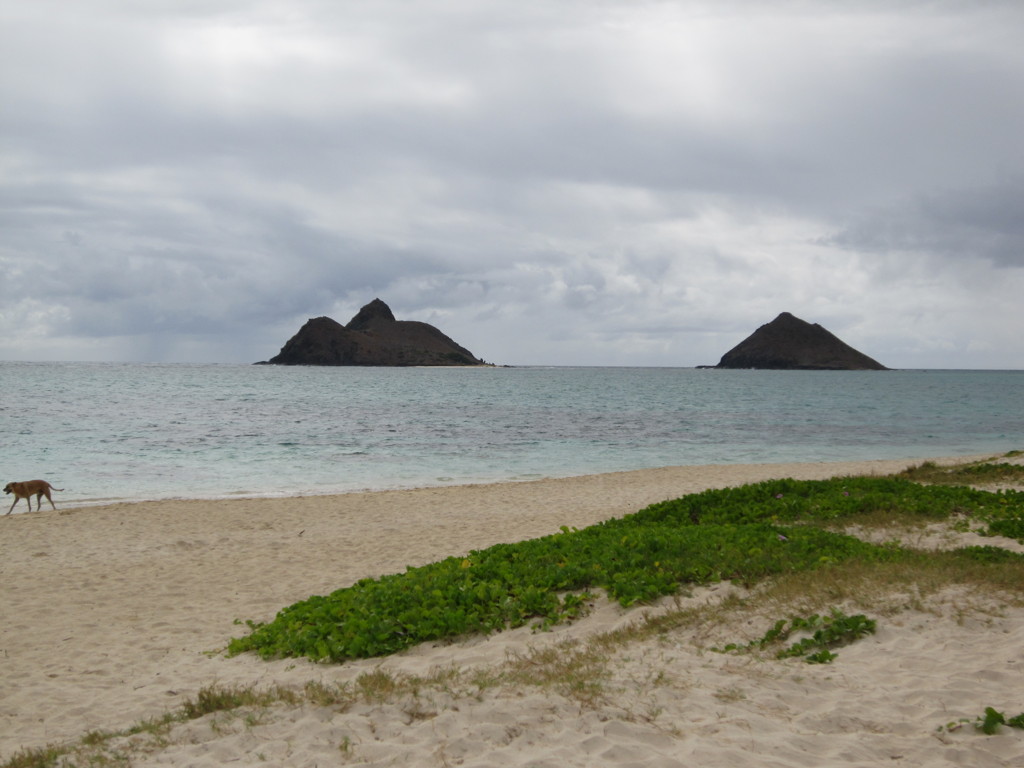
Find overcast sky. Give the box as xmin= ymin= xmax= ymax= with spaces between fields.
xmin=2 ymin=1 xmax=1022 ymax=368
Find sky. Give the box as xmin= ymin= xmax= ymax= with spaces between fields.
xmin=2 ymin=1 xmax=1022 ymax=368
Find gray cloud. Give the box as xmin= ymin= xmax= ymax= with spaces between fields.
xmin=829 ymin=178 xmax=1024 ymax=269
xmin=2 ymin=0 xmax=1023 ymax=368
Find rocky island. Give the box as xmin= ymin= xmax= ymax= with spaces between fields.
xmin=260 ymin=299 xmax=487 ymax=366
xmin=713 ymin=312 xmax=888 ymax=370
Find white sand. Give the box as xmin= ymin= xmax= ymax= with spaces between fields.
xmin=2 ymin=455 xmax=1023 ymax=766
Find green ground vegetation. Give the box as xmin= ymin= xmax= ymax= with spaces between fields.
xmin=715 ymin=609 xmax=878 ymax=664
xmin=943 ymin=707 xmax=1024 ymax=735
xmin=896 ymin=451 xmax=1024 ymax=487
xmin=228 ymin=462 xmax=1024 ymax=664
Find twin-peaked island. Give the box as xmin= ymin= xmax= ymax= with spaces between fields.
xmin=260 ymin=300 xmax=887 ymax=370
xmin=260 ymin=299 xmax=485 ymax=366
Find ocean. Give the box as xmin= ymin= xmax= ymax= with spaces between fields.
xmin=1 ymin=362 xmax=1020 ymax=509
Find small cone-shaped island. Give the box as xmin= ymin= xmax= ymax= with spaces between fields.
xmin=714 ymin=312 xmax=888 ymax=370
xmin=260 ymin=299 xmax=487 ymax=366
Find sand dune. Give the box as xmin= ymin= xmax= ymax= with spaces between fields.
xmin=2 ymin=456 xmax=1023 ymax=766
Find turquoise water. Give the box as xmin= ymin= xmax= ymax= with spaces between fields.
xmin=0 ymin=363 xmax=1020 ymax=508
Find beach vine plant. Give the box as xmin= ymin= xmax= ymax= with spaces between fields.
xmin=714 ymin=609 xmax=877 ymax=663
xmin=229 ymin=474 xmax=1024 ymax=664
xmin=942 ymin=707 xmax=1024 ymax=735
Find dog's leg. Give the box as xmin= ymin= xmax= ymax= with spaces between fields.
xmin=44 ymin=490 xmax=56 ymax=511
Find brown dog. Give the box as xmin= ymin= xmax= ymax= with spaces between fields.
xmin=4 ymin=480 xmax=64 ymax=514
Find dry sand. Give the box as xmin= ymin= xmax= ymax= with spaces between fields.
xmin=2 ymin=455 xmax=1023 ymax=766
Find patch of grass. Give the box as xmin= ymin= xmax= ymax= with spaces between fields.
xmin=180 ymin=683 xmax=297 ymax=719
xmin=897 ymin=453 xmax=1024 ymax=487
xmin=0 ymin=683 xmax=315 ymax=768
xmin=504 ymin=639 xmax=613 ymax=706
xmin=752 ymin=551 xmax=1024 ymax=627
xmin=303 ymin=680 xmax=354 ymax=709
xmin=354 ymin=669 xmax=404 ymax=703
xmin=2 ymin=745 xmax=73 ymax=768
xmin=714 ymin=686 xmax=747 ymax=703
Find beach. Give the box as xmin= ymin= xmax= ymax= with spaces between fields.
xmin=2 ymin=455 xmax=1023 ymax=766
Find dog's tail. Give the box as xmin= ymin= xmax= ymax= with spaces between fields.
xmin=52 ymin=487 xmax=65 ymax=492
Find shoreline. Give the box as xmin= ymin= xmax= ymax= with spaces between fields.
xmin=6 ymin=449 xmax=1006 ymax=514
xmin=1 ymin=452 xmax=1018 ymax=763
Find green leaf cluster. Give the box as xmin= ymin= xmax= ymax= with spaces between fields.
xmin=977 ymin=707 xmax=1024 ymax=735
xmin=640 ymin=474 xmax=1024 ymax=544
xmin=636 ymin=475 xmax=1024 ymax=529
xmin=229 ymin=521 xmax=876 ymax=662
xmin=946 ymin=706 xmax=1024 ymax=735
xmin=717 ymin=609 xmax=876 ymax=663
xmin=228 ymin=476 xmax=1024 ymax=664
